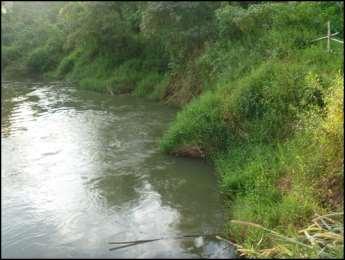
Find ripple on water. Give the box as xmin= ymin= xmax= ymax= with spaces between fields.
xmin=2 ymin=82 xmax=235 ymax=258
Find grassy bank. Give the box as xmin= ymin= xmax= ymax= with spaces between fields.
xmin=160 ymin=3 xmax=344 ymax=257
xmin=2 ymin=2 xmax=343 ymax=258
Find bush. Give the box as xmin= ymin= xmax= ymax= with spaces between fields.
xmin=160 ymin=91 xmax=235 ymax=155
xmin=1 ymin=45 xmax=21 ymax=69
xmin=133 ymin=72 xmax=164 ymax=97
xmin=106 ymin=59 xmax=145 ymax=94
xmin=26 ymin=47 xmax=51 ymax=73
xmin=56 ymin=50 xmax=80 ymax=77
xmin=150 ymin=76 xmax=169 ymax=100
xmin=26 ymin=38 xmax=63 ymax=74
xmin=78 ymin=77 xmax=108 ymax=93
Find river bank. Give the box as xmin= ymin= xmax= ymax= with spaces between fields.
xmin=2 ymin=2 xmax=343 ymax=258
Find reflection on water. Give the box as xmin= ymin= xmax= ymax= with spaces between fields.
xmin=1 ymin=81 xmax=235 ymax=258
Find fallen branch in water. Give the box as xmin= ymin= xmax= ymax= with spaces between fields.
xmin=215 ymin=235 xmax=242 ymax=248
xmin=108 ymin=233 xmax=219 ymax=251
xmin=109 ymin=239 xmax=158 ymax=251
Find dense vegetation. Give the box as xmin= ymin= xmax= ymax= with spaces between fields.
xmin=2 ymin=1 xmax=344 ymax=258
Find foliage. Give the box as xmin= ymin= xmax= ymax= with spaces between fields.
xmin=2 ymin=2 xmax=343 ymax=258
xmin=133 ymin=72 xmax=164 ymax=97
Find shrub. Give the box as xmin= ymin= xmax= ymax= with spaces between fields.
xmin=56 ymin=50 xmax=79 ymax=77
xmin=25 ymin=40 xmax=63 ymax=74
xmin=133 ymin=72 xmax=164 ymax=97
xmin=1 ymin=45 xmax=21 ymax=69
xmin=78 ymin=77 xmax=108 ymax=93
xmin=160 ymin=91 xmax=235 ymax=155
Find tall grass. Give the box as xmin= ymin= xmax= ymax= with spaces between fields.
xmin=160 ymin=3 xmax=343 ymax=257
xmin=2 ymin=2 xmax=343 ymax=258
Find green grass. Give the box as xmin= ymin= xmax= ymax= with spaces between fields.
xmin=2 ymin=2 xmax=343 ymax=258
xmin=228 ymin=212 xmax=343 ymax=258
xmin=160 ymin=68 xmax=343 ymax=257
xmin=219 ymin=75 xmax=343 ymax=257
xmin=133 ymin=72 xmax=164 ymax=97
xmin=159 ymin=3 xmax=343 ymax=256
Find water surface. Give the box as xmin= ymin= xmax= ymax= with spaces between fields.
xmin=1 ymin=81 xmax=234 ymax=258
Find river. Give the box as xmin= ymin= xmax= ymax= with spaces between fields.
xmin=1 ymin=81 xmax=235 ymax=258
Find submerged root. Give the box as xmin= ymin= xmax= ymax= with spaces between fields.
xmin=171 ymin=146 xmax=205 ymax=158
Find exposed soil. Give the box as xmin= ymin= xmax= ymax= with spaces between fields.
xmin=171 ymin=146 xmax=205 ymax=158
xmin=318 ymin=173 xmax=344 ymax=209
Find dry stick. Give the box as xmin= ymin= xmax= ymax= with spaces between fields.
xmin=331 ymin=37 xmax=344 ymax=44
xmin=215 ymin=235 xmax=242 ymax=248
xmin=298 ymin=224 xmax=321 ymax=234
xmin=319 ymin=218 xmax=332 ymax=231
xmin=108 ymin=234 xmax=219 ymax=251
xmin=109 ymin=239 xmax=159 ymax=251
xmin=109 ymin=238 xmax=159 ymax=245
xmin=310 ymin=32 xmax=339 ymax=42
xmin=327 ymin=20 xmax=331 ymax=52
xmin=109 ymin=234 xmax=216 ymax=244
xmin=313 ymin=212 xmax=343 ymax=221
xmin=317 ymin=215 xmax=336 ymax=224
xmin=314 ymin=214 xmax=333 ymax=230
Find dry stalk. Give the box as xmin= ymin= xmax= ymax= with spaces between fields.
xmin=229 ymin=212 xmax=343 ymax=258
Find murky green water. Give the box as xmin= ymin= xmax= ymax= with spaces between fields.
xmin=1 ymin=81 xmax=235 ymax=258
